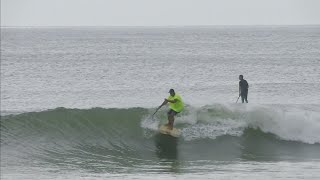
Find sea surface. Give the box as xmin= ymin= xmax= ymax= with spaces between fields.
xmin=1 ymin=26 xmax=320 ymax=179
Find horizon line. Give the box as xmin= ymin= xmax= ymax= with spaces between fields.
xmin=1 ymin=24 xmax=320 ymax=28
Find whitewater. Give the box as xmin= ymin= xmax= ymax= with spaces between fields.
xmin=1 ymin=26 xmax=320 ymax=179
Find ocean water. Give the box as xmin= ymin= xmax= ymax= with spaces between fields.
xmin=1 ymin=26 xmax=320 ymax=179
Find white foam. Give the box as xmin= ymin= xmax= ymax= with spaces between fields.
xmin=245 ymin=105 xmax=320 ymax=144
xmin=141 ymin=115 xmax=160 ymax=131
xmin=173 ymin=104 xmax=320 ymax=144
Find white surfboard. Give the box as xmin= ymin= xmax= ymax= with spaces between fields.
xmin=159 ymin=125 xmax=181 ymax=137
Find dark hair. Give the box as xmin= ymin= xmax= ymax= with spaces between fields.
xmin=169 ymin=89 xmax=175 ymax=93
xmin=239 ymin=75 xmax=243 ymax=78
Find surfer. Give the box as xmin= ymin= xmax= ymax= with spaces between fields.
xmin=156 ymin=89 xmax=184 ymax=130
xmin=239 ymin=75 xmax=249 ymax=103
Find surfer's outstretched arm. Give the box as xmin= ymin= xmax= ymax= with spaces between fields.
xmin=153 ymin=99 xmax=169 ymax=117
xmin=158 ymin=99 xmax=168 ymax=109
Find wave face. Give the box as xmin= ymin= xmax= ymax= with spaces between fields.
xmin=1 ymin=105 xmax=320 ymax=173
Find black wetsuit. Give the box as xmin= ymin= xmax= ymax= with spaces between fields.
xmin=239 ymin=79 xmax=249 ymax=103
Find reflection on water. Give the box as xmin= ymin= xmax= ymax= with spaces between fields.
xmin=154 ymin=133 xmax=178 ymax=160
xmin=154 ymin=133 xmax=180 ymax=173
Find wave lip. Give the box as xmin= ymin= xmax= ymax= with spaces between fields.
xmin=242 ymin=104 xmax=320 ymax=144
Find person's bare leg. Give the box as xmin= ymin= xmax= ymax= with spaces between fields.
xmin=167 ymin=115 xmax=174 ymax=130
xmin=165 ymin=112 xmax=171 ymax=127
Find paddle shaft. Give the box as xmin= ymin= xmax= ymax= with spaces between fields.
xmin=152 ymin=107 xmax=160 ymax=118
xmin=236 ymin=96 xmax=240 ymax=103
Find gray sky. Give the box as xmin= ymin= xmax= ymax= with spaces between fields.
xmin=1 ymin=0 xmax=320 ymax=26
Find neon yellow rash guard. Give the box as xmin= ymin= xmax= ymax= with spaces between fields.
xmin=167 ymin=93 xmax=184 ymax=112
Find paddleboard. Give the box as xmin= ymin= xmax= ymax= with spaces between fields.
xmin=159 ymin=125 xmax=181 ymax=137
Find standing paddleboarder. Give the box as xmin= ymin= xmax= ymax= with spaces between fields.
xmin=239 ymin=75 xmax=249 ymax=103
xmin=155 ymin=89 xmax=184 ymax=130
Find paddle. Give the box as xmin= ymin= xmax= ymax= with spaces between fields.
xmin=152 ymin=99 xmax=168 ymax=119
xmin=236 ymin=95 xmax=240 ymax=103
xmin=152 ymin=107 xmax=160 ymax=119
